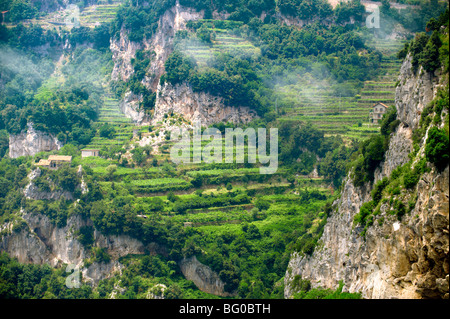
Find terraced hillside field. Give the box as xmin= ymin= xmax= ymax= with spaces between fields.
xmin=178 ymin=28 xmax=261 ymax=67
xmin=15 ymin=0 xmax=124 ymax=30
xmin=278 ymin=37 xmax=405 ymax=141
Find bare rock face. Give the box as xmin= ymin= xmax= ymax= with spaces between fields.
xmin=395 ymin=54 xmax=441 ymax=131
xmin=23 ymin=168 xmax=74 ymax=201
xmin=0 ymin=212 xmax=146 ymax=285
xmin=153 ymin=81 xmax=257 ymax=126
xmin=9 ymin=123 xmax=62 ymax=158
xmin=284 ymin=176 xmax=373 ymax=298
xmin=110 ymin=28 xmax=142 ymax=83
xmin=142 ymin=2 xmax=203 ymax=91
xmin=110 ymin=2 xmax=203 ymax=125
xmin=111 ymin=3 xmax=259 ymax=127
xmin=285 ymin=164 xmax=449 ymax=299
xmin=375 ymin=122 xmax=413 ymax=182
xmin=119 ymin=91 xmax=151 ymax=126
xmin=179 ymin=256 xmax=237 ymax=297
xmin=284 ymin=52 xmax=449 ymax=300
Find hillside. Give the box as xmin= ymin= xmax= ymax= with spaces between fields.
xmin=285 ymin=18 xmax=449 ymax=299
xmin=0 ymin=0 xmax=448 ymax=302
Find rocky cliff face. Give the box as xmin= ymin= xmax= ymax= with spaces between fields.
xmin=119 ymin=91 xmax=151 ymax=126
xmin=110 ymin=2 xmax=257 ymax=127
xmin=179 ymin=256 xmax=236 ymax=297
xmin=395 ymin=54 xmax=442 ymax=131
xmin=9 ymin=123 xmax=62 ymax=158
xmin=110 ymin=27 xmax=142 ymax=83
xmin=143 ymin=2 xmax=203 ymax=92
xmin=284 ymin=55 xmax=449 ymax=299
xmin=374 ymin=122 xmax=413 ymax=181
xmin=110 ymin=2 xmax=203 ymax=125
xmin=153 ymin=81 xmax=257 ymax=126
xmin=0 ymin=211 xmax=145 ymax=285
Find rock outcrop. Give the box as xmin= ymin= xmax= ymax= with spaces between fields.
xmin=153 ymin=81 xmax=257 ymax=126
xmin=143 ymin=1 xmax=203 ymax=91
xmin=23 ymin=168 xmax=74 ymax=201
xmin=395 ymin=54 xmax=442 ymax=131
xmin=119 ymin=91 xmax=150 ymax=126
xmin=110 ymin=1 xmax=203 ymax=125
xmin=0 ymin=212 xmax=145 ymax=285
xmin=284 ymin=53 xmax=449 ymax=299
xmin=285 ymin=164 xmax=448 ymax=299
xmin=110 ymin=27 xmax=142 ymax=83
xmin=9 ymin=123 xmax=62 ymax=158
xmin=375 ymin=122 xmax=413 ymax=181
xmin=111 ymin=2 xmax=257 ymax=127
xmin=179 ymin=256 xmax=236 ymax=297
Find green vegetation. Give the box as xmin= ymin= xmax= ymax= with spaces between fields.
xmin=0 ymin=0 xmax=448 ymax=301
xmin=350 ymin=14 xmax=449 ymax=237
xmin=425 ymin=127 xmax=449 ymax=171
xmin=292 ymin=278 xmax=361 ymax=299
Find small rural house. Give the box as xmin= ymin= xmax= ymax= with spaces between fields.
xmin=35 ymin=155 xmax=72 ymax=169
xmin=369 ymin=102 xmax=389 ymax=124
xmin=81 ymin=149 xmax=100 ymax=158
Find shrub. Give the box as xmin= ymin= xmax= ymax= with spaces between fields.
xmin=425 ymin=127 xmax=449 ymax=172
xmin=354 ymin=201 xmax=374 ymax=227
xmin=99 ymin=123 xmax=116 ymax=139
xmin=403 ymin=169 xmax=420 ymax=189
xmin=394 ymin=200 xmax=406 ymax=220
xmin=371 ymin=177 xmax=389 ymax=205
xmin=92 ymin=247 xmax=111 ymax=264
xmin=254 ymin=198 xmax=270 ymax=211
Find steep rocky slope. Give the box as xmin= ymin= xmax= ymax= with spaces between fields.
xmin=110 ymin=2 xmax=203 ymax=125
xmin=0 ymin=208 xmax=229 ymax=294
xmin=179 ymin=256 xmax=236 ymax=297
xmin=1 ymin=169 xmax=229 ymax=295
xmin=9 ymin=122 xmax=62 ymax=158
xmin=111 ymin=2 xmax=258 ymax=126
xmin=152 ymin=81 xmax=257 ymax=126
xmin=284 ymin=54 xmax=449 ymax=299
xmin=0 ymin=211 xmax=142 ymax=285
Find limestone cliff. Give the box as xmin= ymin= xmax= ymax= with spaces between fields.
xmin=9 ymin=123 xmax=62 ymax=158
xmin=179 ymin=256 xmax=237 ymax=297
xmin=395 ymin=54 xmax=442 ymax=131
xmin=284 ymin=54 xmax=449 ymax=299
xmin=0 ymin=211 xmax=146 ymax=285
xmin=118 ymin=91 xmax=150 ymax=126
xmin=110 ymin=2 xmax=203 ymax=125
xmin=153 ymin=81 xmax=257 ymax=126
xmin=110 ymin=2 xmax=258 ymax=126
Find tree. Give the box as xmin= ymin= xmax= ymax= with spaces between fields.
xmin=131 ymin=147 xmax=146 ymax=166
xmin=196 ymin=24 xmax=215 ymax=43
xmin=420 ymin=31 xmax=442 ymax=73
xmin=318 ymin=146 xmax=349 ymax=187
xmin=106 ymin=164 xmax=117 ymax=181
xmin=255 ymin=198 xmax=270 ymax=211
xmin=410 ymin=33 xmax=430 ymax=72
xmin=57 ymin=165 xmax=80 ymax=192
xmin=164 ymin=51 xmax=195 ymax=85
xmin=425 ymin=127 xmax=449 ymax=172
xmin=99 ymin=124 xmax=116 ymax=139
xmin=9 ymin=0 xmax=37 ymax=22
xmin=363 ymin=135 xmax=385 ymax=177
xmin=167 ymin=191 xmax=178 ymax=202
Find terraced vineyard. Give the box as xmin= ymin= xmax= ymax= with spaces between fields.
xmin=84 ymin=94 xmax=137 ymax=150
xmin=17 ymin=0 xmax=124 ymax=30
xmin=179 ymin=27 xmax=261 ymax=67
xmin=79 ymin=1 xmax=124 ymax=26
xmin=278 ymin=38 xmax=405 ymax=141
